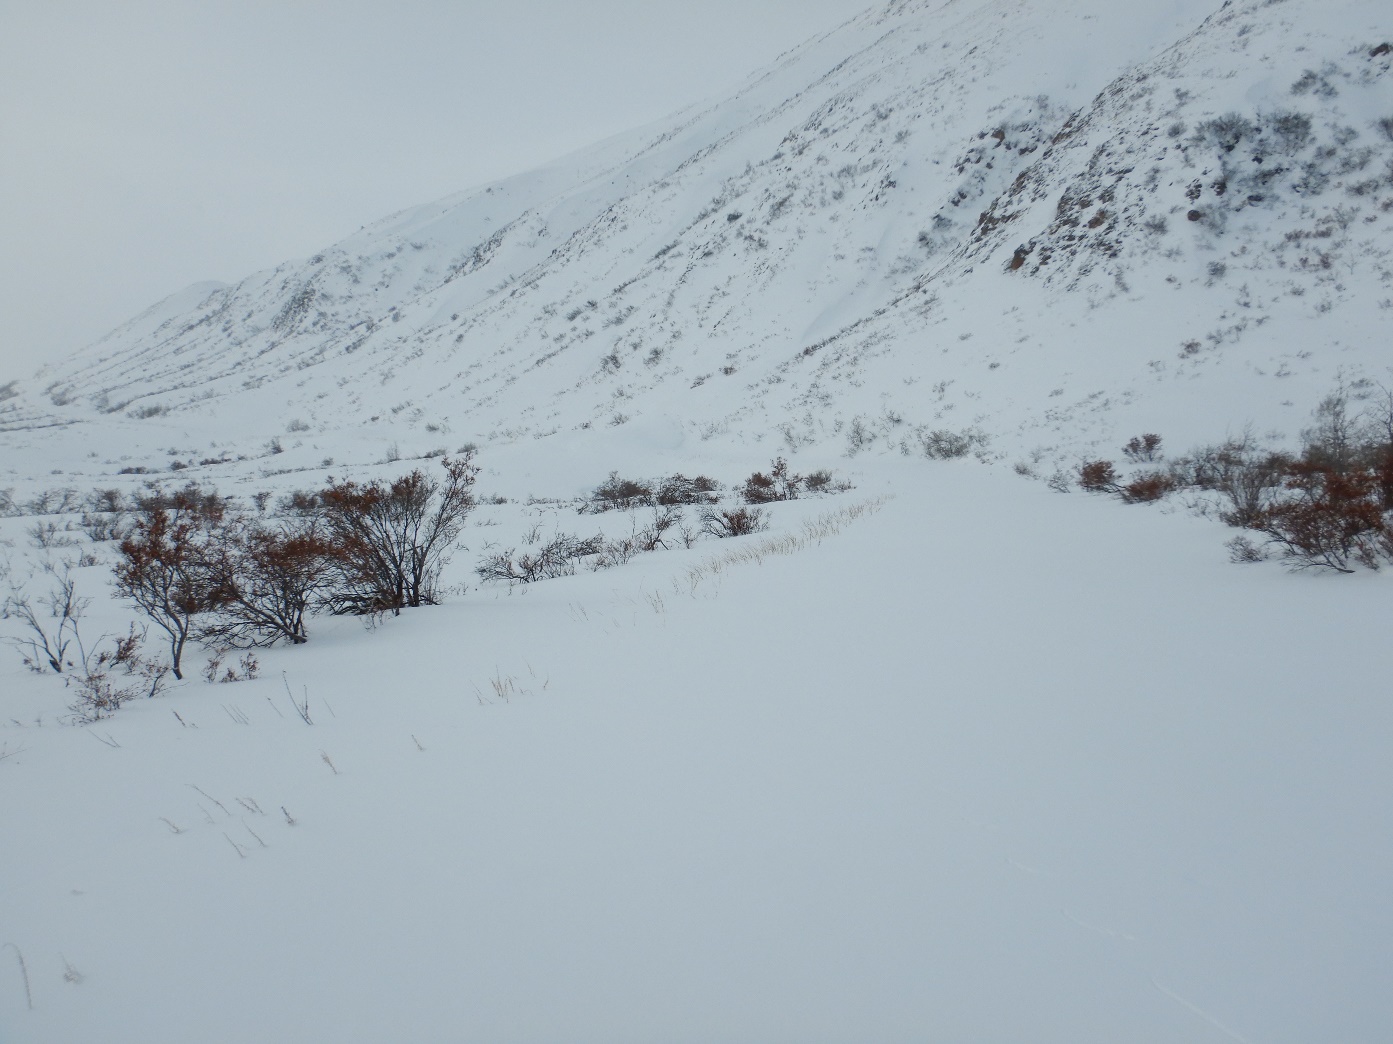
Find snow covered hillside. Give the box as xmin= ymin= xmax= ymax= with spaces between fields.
xmin=2 ymin=1 xmax=1392 ymax=1041
xmin=2 ymin=0 xmax=1390 ymax=480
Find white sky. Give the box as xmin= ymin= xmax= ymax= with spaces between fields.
xmin=0 ymin=0 xmax=872 ymax=380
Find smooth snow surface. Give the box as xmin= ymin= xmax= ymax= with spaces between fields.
xmin=3 ymin=464 xmax=1391 ymax=1042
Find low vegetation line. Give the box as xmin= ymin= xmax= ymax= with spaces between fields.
xmin=678 ymin=497 xmax=889 ymax=594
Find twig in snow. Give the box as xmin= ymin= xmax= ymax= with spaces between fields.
xmin=186 ymin=784 xmax=229 ymax=815
xmin=223 ymin=833 xmax=247 ymax=859
xmin=412 ymin=734 xmax=425 ymax=751
xmin=61 ymin=956 xmax=84 ymax=985
xmin=320 ymin=751 xmax=338 ymax=774
xmin=4 ymin=943 xmax=33 ymax=1009
xmin=283 ymin=673 xmax=312 ymax=725
xmin=281 ymin=806 xmax=297 ymax=826
xmin=159 ymin=817 xmax=184 ymax=835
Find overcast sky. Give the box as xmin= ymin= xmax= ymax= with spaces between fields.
xmin=0 ymin=0 xmax=872 ymax=380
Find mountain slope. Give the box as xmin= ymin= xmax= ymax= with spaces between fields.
xmin=5 ymin=0 xmax=1389 ymax=484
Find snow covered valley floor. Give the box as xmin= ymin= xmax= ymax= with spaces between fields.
xmin=3 ymin=459 xmax=1389 ymax=1042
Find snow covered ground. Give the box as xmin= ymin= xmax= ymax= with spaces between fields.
xmin=2 ymin=459 xmax=1390 ymax=1042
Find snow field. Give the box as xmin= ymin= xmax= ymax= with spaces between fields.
xmin=2 ymin=459 xmax=1389 ymax=1042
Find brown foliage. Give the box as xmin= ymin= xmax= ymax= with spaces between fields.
xmin=742 ymin=457 xmax=802 ymax=504
xmin=114 ymin=494 xmax=223 ymax=678
xmin=700 ymin=507 xmax=769 ymax=538
xmin=1078 ymin=460 xmax=1121 ymax=494
xmin=1120 ymin=472 xmax=1175 ymax=503
xmin=591 ymin=473 xmax=653 ymax=511
xmin=317 ymin=455 xmax=477 ymax=614
xmin=1254 ymin=463 xmax=1388 ymax=572
xmin=200 ymin=520 xmax=340 ymax=646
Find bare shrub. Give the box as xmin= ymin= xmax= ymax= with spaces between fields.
xmin=26 ymin=488 xmax=81 ymax=515
xmin=134 ymin=482 xmax=229 ymax=517
xmin=1122 ymin=434 xmax=1163 ymax=463
xmin=677 ymin=517 xmax=702 ymax=548
xmin=593 ymin=506 xmax=685 ymax=568
xmin=701 ymin=507 xmax=769 ymax=538
xmin=593 ymin=534 xmax=646 ymax=569
xmin=476 ymin=533 xmax=603 ymax=584
xmin=908 ymin=426 xmax=990 ymax=460
xmin=1078 ymin=459 xmax=1175 ymax=504
xmin=202 ymin=650 xmax=261 ymax=684
xmin=1226 ymin=535 xmax=1267 ymax=563
xmin=1175 ymin=435 xmax=1292 ymax=527
xmin=1301 ymin=387 xmax=1361 ymax=475
xmin=67 ymin=624 xmax=170 ymax=722
xmin=742 ymin=457 xmax=802 ymax=504
xmin=1 ymin=571 xmax=170 ymax=720
xmin=317 ymin=455 xmax=477 ymax=614
xmin=115 ymin=486 xmax=225 ymax=679
xmin=590 ymin=473 xmax=653 ymax=511
xmin=1078 ymin=460 xmax=1122 ymax=494
xmin=276 ymin=489 xmax=323 ymax=515
xmin=79 ymin=512 xmax=126 ymax=543
xmin=86 ymin=489 xmax=126 ymax=514
xmin=1120 ymin=471 xmax=1176 ymax=503
xmin=2 ymin=566 xmax=88 ymax=673
xmin=1371 ymin=440 xmax=1393 ymax=511
xmin=28 ymin=520 xmax=78 ymax=549
xmin=634 ymin=505 xmax=684 ymax=552
xmin=200 ymin=520 xmax=339 ymax=646
xmin=655 ymin=474 xmax=720 ymax=505
xmin=1152 ymin=390 xmax=1393 ymax=571
xmin=1253 ymin=463 xmax=1387 ymax=573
